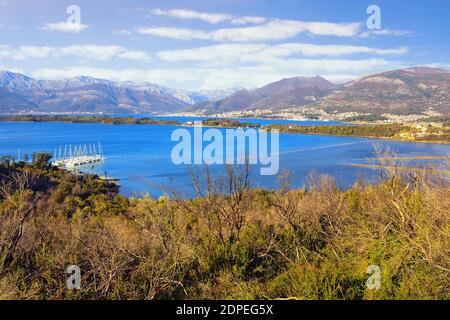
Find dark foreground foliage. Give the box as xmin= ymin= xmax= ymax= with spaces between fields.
xmin=0 ymin=158 xmax=448 ymax=300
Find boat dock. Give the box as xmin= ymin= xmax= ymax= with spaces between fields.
xmin=98 ymin=175 xmax=120 ymax=185
xmin=52 ymin=143 xmax=105 ymax=170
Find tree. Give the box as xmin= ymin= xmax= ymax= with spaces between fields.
xmin=31 ymin=152 xmax=52 ymax=170
xmin=0 ymin=171 xmax=35 ymax=274
xmin=0 ymin=156 xmax=14 ymax=167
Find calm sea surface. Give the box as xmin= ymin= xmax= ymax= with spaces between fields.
xmin=1 ymin=116 xmax=449 ymax=197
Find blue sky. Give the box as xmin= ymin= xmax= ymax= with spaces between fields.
xmin=0 ymin=0 xmax=449 ymax=90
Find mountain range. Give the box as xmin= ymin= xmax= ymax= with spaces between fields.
xmin=316 ymin=67 xmax=450 ymax=115
xmin=0 ymin=67 xmax=449 ymax=116
xmin=187 ymin=76 xmax=338 ymax=113
xmin=188 ymin=67 xmax=450 ymax=116
xmin=0 ymin=71 xmax=241 ymax=114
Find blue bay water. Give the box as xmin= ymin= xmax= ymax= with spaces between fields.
xmin=0 ymin=117 xmax=449 ymax=197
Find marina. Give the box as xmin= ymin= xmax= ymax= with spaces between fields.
xmin=51 ymin=142 xmax=105 ymax=170
xmin=1 ymin=120 xmax=449 ymax=196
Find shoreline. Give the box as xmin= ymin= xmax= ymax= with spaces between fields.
xmin=271 ymin=130 xmax=450 ymax=145
xmin=1 ymin=114 xmax=448 ymax=145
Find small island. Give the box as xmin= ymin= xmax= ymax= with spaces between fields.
xmin=0 ymin=115 xmax=448 ymax=144
xmin=265 ymin=123 xmax=450 ymax=144
xmin=201 ymin=118 xmax=260 ymax=128
xmin=0 ymin=115 xmax=181 ymax=125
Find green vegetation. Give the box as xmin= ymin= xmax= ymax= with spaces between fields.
xmin=0 ymin=156 xmax=15 ymax=167
xmin=0 ymin=158 xmax=448 ymax=300
xmin=266 ymin=123 xmax=450 ymax=143
xmin=1 ymin=115 xmax=448 ymax=143
xmin=0 ymin=115 xmax=180 ymax=125
xmin=423 ymin=116 xmax=450 ymax=123
xmin=202 ymin=118 xmax=260 ymax=128
xmin=267 ymin=123 xmax=404 ymax=137
xmin=31 ymin=152 xmax=53 ymax=170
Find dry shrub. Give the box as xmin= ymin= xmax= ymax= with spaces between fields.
xmin=0 ymin=149 xmax=448 ymax=300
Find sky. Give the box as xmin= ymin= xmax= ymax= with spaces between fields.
xmin=0 ymin=0 xmax=449 ymax=90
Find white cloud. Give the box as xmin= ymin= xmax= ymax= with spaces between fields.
xmin=247 ymin=43 xmax=407 ymax=61
xmin=152 ymin=8 xmax=233 ymax=24
xmin=0 ymin=66 xmax=24 ymax=74
xmin=150 ymin=8 xmax=266 ymax=26
xmin=230 ymin=16 xmax=266 ymax=25
xmin=158 ymin=43 xmax=407 ymax=63
xmin=58 ymin=45 xmax=121 ymax=60
xmin=29 ymin=57 xmax=398 ymax=90
xmin=212 ymin=19 xmax=362 ymax=41
xmin=0 ymin=45 xmax=11 ymax=59
xmin=136 ymin=27 xmax=210 ymax=40
xmin=40 ymin=22 xmax=89 ymax=33
xmin=158 ymin=44 xmax=267 ymax=62
xmin=117 ymin=50 xmax=151 ymax=61
xmin=114 ymin=29 xmax=133 ymax=36
xmin=0 ymin=45 xmax=151 ymax=61
xmin=14 ymin=46 xmax=56 ymax=60
xmin=422 ymin=63 xmax=450 ymax=71
xmin=137 ymin=19 xmax=361 ymax=41
xmin=359 ymin=29 xmax=413 ymax=38
xmin=212 ymin=20 xmax=305 ymax=41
